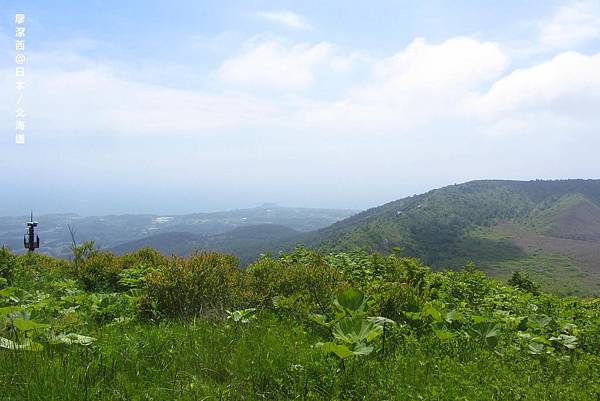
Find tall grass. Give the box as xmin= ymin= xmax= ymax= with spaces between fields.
xmin=1 ymin=314 xmax=599 ymax=400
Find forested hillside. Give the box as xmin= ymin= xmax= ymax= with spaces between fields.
xmin=295 ymin=180 xmax=600 ymax=295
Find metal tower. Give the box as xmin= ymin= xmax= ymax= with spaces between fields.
xmin=24 ymin=211 xmax=40 ymax=252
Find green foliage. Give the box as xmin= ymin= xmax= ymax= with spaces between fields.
xmin=116 ymin=249 xmax=165 ymax=290
xmin=77 ymin=251 xmax=121 ymax=291
xmin=469 ymin=321 xmax=500 ymax=348
xmin=71 ymin=240 xmax=97 ymax=272
xmin=508 ymin=271 xmax=540 ymax=295
xmin=335 ymin=288 xmax=368 ymax=315
xmin=76 ymin=247 xmax=167 ymax=292
xmin=11 ymin=315 xmax=50 ymax=332
xmin=246 ymin=249 xmax=341 ymax=316
xmin=144 ymin=252 xmax=242 ymax=317
xmin=332 ymin=316 xmax=382 ymax=345
xmin=315 ymin=289 xmax=391 ymax=360
xmin=325 ymin=251 xmax=428 ymax=291
xmin=117 ymin=265 xmax=147 ymax=289
xmin=48 ymin=332 xmax=96 ymax=346
xmin=436 ymin=265 xmax=494 ymax=305
xmin=226 ymin=308 xmax=256 ymax=323
xmin=0 ymin=336 xmax=43 ymax=351
xmin=0 ymin=247 xmax=15 ymax=283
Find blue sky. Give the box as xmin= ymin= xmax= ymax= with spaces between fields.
xmin=1 ymin=1 xmax=599 ymax=215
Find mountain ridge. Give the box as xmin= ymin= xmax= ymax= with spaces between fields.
xmin=285 ymin=179 xmax=600 ymax=295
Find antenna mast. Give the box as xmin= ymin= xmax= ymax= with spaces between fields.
xmin=24 ymin=211 xmax=40 ymax=252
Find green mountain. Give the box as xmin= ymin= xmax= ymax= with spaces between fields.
xmin=110 ymin=224 xmax=299 ymax=264
xmin=295 ymin=179 xmax=600 ymax=295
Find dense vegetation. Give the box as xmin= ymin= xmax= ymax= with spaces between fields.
xmin=1 ymin=245 xmax=600 ymax=400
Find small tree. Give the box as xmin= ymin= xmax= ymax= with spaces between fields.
xmin=508 ymin=271 xmax=540 ymax=295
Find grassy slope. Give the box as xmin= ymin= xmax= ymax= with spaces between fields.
xmin=453 ymin=193 xmax=600 ymax=296
xmin=529 ymin=192 xmax=600 ymax=240
xmin=453 ymin=224 xmax=594 ymax=296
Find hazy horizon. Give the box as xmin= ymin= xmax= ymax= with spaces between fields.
xmin=3 ymin=177 xmax=600 ymax=218
xmin=2 ymin=1 xmax=600 ymax=216
xmin=0 ymin=201 xmax=361 ymax=219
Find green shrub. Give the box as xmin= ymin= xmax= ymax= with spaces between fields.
xmin=438 ymin=264 xmax=495 ymax=307
xmin=376 ymin=282 xmax=426 ymax=321
xmin=393 ymin=257 xmax=430 ymax=293
xmin=324 ymin=252 xmax=431 ymax=320
xmin=0 ymin=247 xmax=15 ymax=283
xmin=77 ymin=252 xmax=121 ymax=291
xmin=87 ymin=292 xmax=139 ymax=324
xmin=117 ymin=248 xmax=167 ymax=290
xmin=326 ymin=251 xmax=429 ymax=291
xmin=508 ymin=271 xmax=540 ymax=295
xmin=144 ymin=252 xmax=241 ymax=317
xmin=246 ymin=256 xmax=342 ymax=315
xmin=10 ymin=253 xmax=71 ymax=291
xmin=118 ymin=248 xmax=167 ymax=271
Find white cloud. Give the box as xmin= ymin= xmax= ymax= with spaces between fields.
xmin=218 ymin=40 xmax=334 ymax=91
xmin=0 ymin=65 xmax=292 ymax=138
xmin=2 ymin=34 xmax=598 ymax=149
xmin=368 ymin=37 xmax=508 ymax=103
xmin=256 ymin=11 xmax=312 ymax=30
xmin=373 ymin=37 xmax=508 ymax=88
xmin=303 ymin=37 xmax=509 ymax=132
xmin=4 ymin=34 xmax=597 ymax=142
xmin=539 ymin=1 xmax=600 ymax=50
xmin=472 ymin=51 xmax=600 ymax=138
xmin=476 ymin=51 xmax=600 ymax=115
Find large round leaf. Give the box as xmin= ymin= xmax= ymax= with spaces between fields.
xmin=336 ymin=289 xmax=367 ymax=314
